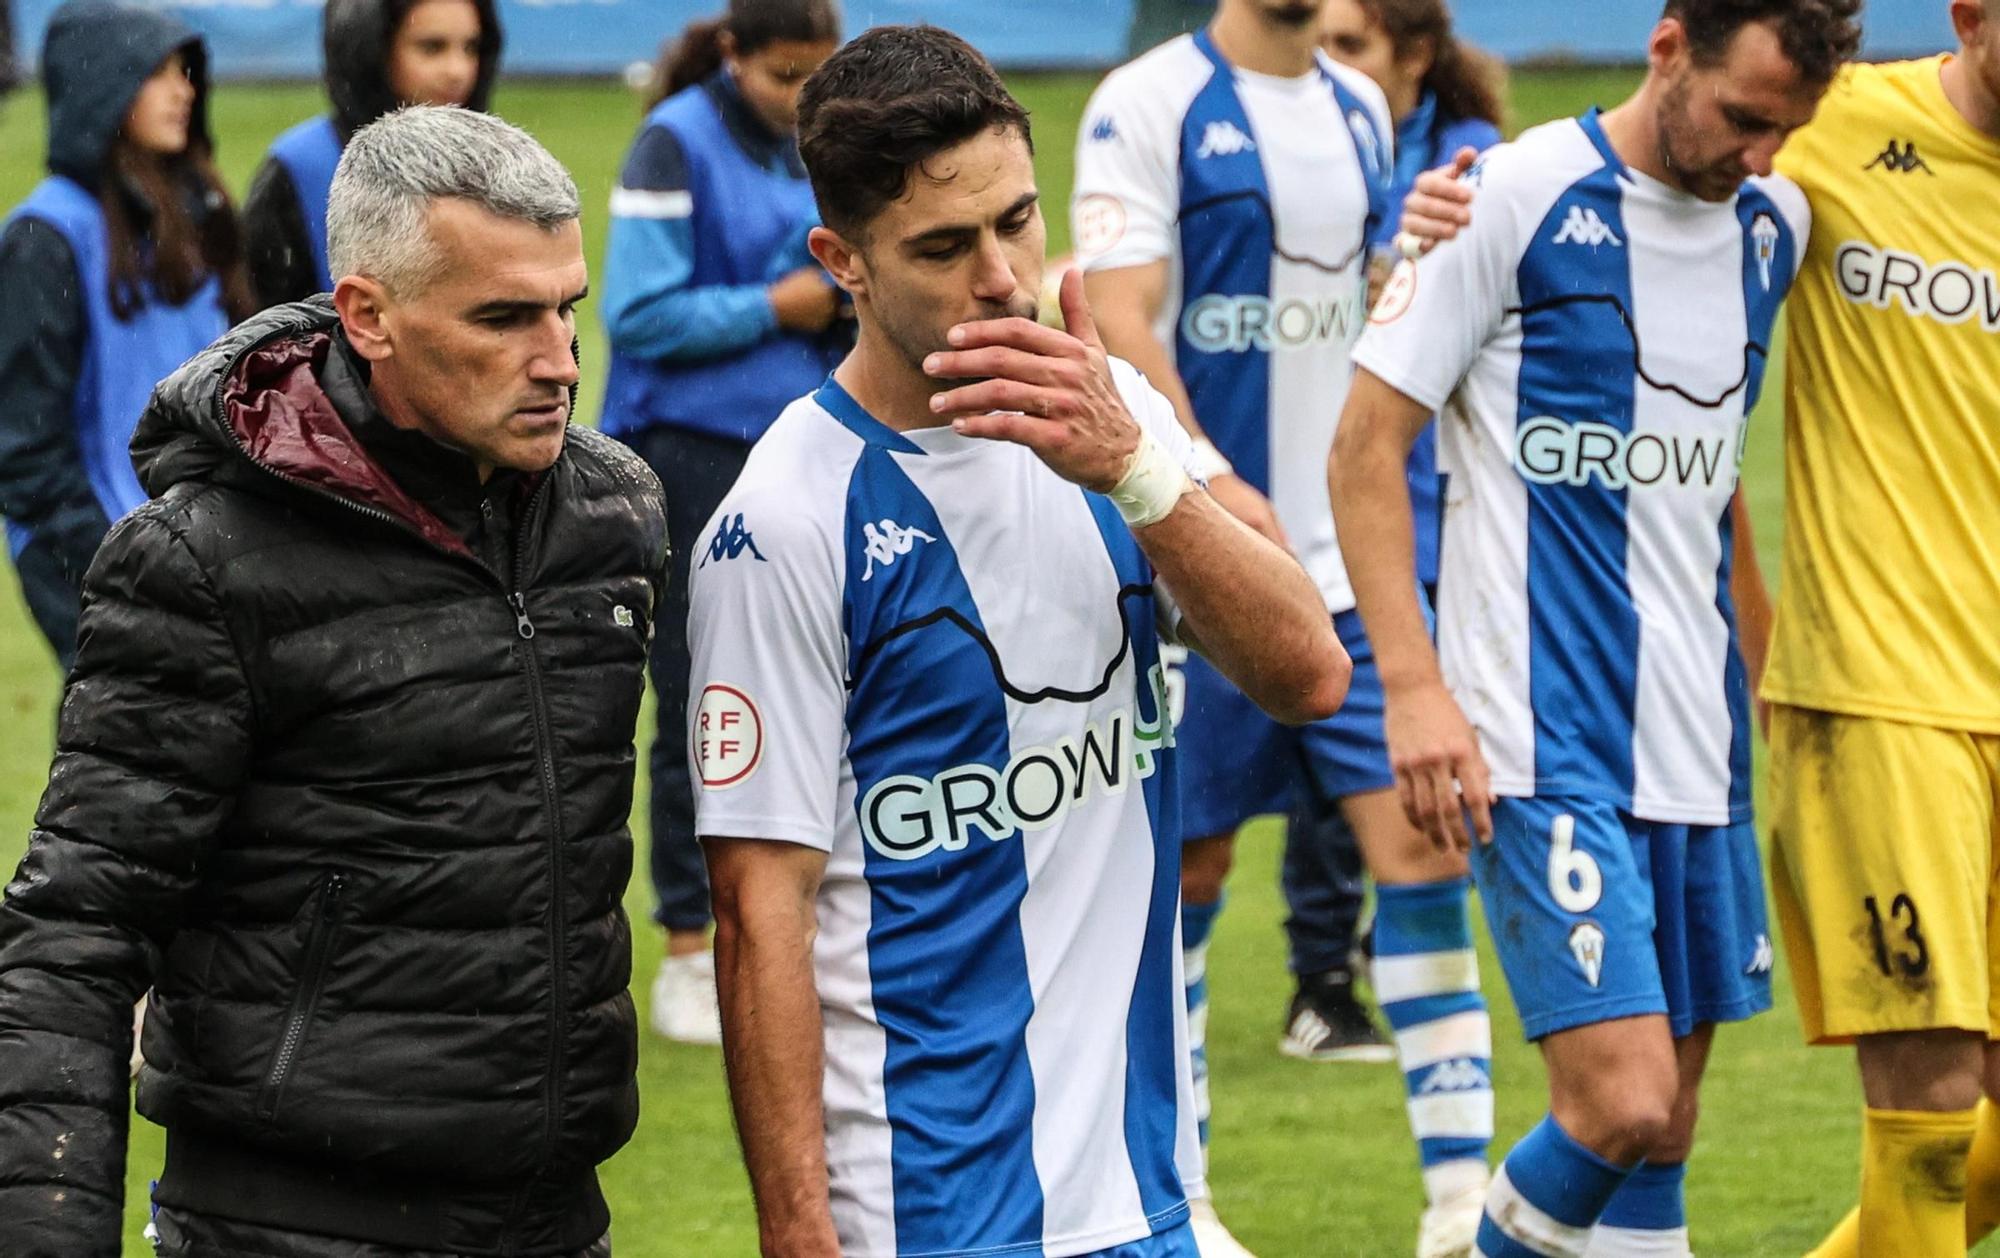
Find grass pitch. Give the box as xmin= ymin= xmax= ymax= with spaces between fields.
xmin=0 ymin=64 xmax=1951 ymax=1256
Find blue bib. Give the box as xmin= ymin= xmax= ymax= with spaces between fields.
xmin=4 ymin=177 xmax=231 ymax=553
xmin=268 ymin=115 xmax=343 ymax=293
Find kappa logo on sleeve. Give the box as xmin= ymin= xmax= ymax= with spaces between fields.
xmin=694 ymin=684 xmax=763 ymax=789
xmin=1552 ymin=205 xmax=1623 ymax=249
xmin=699 ymin=513 xmax=767 ymax=569
xmin=860 ymin=519 xmax=934 ymax=581
xmin=1196 ymin=120 xmax=1256 ymax=160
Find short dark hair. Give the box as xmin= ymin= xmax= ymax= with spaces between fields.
xmin=796 ymin=25 xmax=1032 ymax=236
xmin=1663 ymin=0 xmax=1863 ymax=85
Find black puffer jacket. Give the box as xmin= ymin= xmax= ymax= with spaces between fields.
xmin=243 ymin=0 xmax=504 ymax=306
xmin=0 ymin=299 xmax=666 ymax=1257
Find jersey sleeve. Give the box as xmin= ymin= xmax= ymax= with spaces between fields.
xmin=1349 ymin=147 xmax=1528 ymax=413
xmin=687 ymin=481 xmax=848 ymax=852
xmin=1071 ymin=66 xmax=1186 ymax=272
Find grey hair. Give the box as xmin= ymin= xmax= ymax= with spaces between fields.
xmin=326 ymin=105 xmax=581 ymax=295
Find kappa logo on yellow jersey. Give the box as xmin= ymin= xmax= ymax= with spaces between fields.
xmin=1863 ymin=138 xmax=1936 ymax=176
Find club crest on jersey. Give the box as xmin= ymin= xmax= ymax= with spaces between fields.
xmin=1568 ymin=921 xmax=1606 ymax=988
xmin=1196 ymin=120 xmax=1256 ymax=160
xmin=1746 ymin=933 xmax=1775 ymax=976
xmin=1346 ymin=108 xmax=1384 ymax=179
xmin=1552 ymin=204 xmax=1623 ymax=249
xmin=1752 ymin=213 xmax=1780 ymax=291
xmin=860 ymin=519 xmax=935 ymax=581
xmin=859 ymin=664 xmax=1175 ymax=861
xmin=1089 ymin=114 xmax=1119 ymax=144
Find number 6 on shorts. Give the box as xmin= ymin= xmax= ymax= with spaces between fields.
xmin=1548 ymin=813 xmax=1603 ymax=914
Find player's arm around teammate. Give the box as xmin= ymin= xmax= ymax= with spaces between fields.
xmin=1330 ymin=374 xmax=1493 ymax=854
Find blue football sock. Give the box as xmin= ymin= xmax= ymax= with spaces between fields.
xmin=1586 ymin=1162 xmax=1689 ymax=1256
xmin=1182 ymin=894 xmax=1223 ymax=1155
xmin=1373 ymin=877 xmax=1493 ymax=1204
xmin=1477 ymin=1115 xmax=1637 ymax=1257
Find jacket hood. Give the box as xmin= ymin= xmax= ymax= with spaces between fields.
xmin=41 ymin=0 xmax=210 ymax=186
xmin=324 ymin=0 xmax=504 ymax=139
xmin=135 ymin=298 xmax=473 ymax=558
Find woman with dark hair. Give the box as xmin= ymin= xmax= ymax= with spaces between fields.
xmin=1319 ymin=0 xmax=1506 ymax=686
xmin=598 ymin=0 xmax=843 ymax=1046
xmin=242 ymin=0 xmax=503 ymax=306
xmin=0 ymin=0 xmax=250 ymax=674
xmin=1290 ymin=6 xmax=1505 ymax=1257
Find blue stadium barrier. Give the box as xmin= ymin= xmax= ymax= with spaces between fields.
xmin=10 ymin=0 xmax=1955 ymax=78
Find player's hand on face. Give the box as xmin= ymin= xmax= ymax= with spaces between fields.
xmin=1396 ymin=146 xmax=1481 ymax=257
xmin=926 ymin=268 xmax=1141 ymax=493
xmin=1384 ymin=680 xmax=1495 ymax=852
xmin=1206 ymin=472 xmax=1289 ymax=549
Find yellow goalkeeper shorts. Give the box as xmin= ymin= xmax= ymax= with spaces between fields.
xmin=1769 ymin=704 xmax=2000 ymax=1044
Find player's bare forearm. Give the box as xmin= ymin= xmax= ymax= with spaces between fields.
xmin=1137 ymin=491 xmax=1347 ymax=725
xmin=1330 ymin=371 xmax=1443 ymax=695
xmin=1331 ymin=370 xmax=1494 ymax=847
xmin=704 ymin=838 xmax=840 ymax=1258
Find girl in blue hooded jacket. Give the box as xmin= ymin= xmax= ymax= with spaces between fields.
xmin=0 ymin=0 xmax=252 ymax=673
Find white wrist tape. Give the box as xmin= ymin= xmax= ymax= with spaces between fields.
xmin=1186 ymin=437 xmax=1234 ymax=484
xmin=1110 ymin=428 xmax=1195 ymax=528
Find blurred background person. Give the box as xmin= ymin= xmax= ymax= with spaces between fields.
xmin=0 ymin=0 xmax=250 ymax=675
xmin=1282 ymin=5 xmax=1506 ymax=1255
xmin=242 ymin=0 xmax=502 ymax=306
xmin=1073 ymin=0 xmax=1405 ymax=1252
xmin=0 ymin=0 xmax=17 ymax=100
xmin=597 ymin=0 xmax=844 ymax=1046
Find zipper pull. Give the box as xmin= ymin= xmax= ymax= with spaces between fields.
xmin=323 ymin=872 xmax=346 ymax=907
xmin=509 ymin=592 xmax=536 ymax=640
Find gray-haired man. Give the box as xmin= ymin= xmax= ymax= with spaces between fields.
xmin=0 ymin=105 xmax=664 ymax=1257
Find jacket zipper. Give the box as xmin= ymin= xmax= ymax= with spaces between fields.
xmin=214 ymin=327 xmax=575 ymax=1244
xmin=502 ymin=478 xmax=565 ymax=1246
xmin=256 ymin=871 xmax=346 ymax=1121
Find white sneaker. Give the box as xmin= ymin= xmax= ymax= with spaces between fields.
xmin=649 ymin=950 xmax=722 ymax=1045
xmin=1416 ymin=1179 xmax=1489 ymax=1258
xmin=1188 ymin=1196 xmax=1258 ymax=1258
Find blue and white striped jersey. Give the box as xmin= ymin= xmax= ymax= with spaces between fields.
xmin=1072 ymin=31 xmax=1392 ymax=613
xmin=687 ymin=361 xmax=1204 ymax=1258
xmin=1351 ymin=111 xmax=1811 ymax=825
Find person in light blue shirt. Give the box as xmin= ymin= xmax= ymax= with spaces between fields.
xmin=597 ymin=0 xmax=844 ymax=1047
